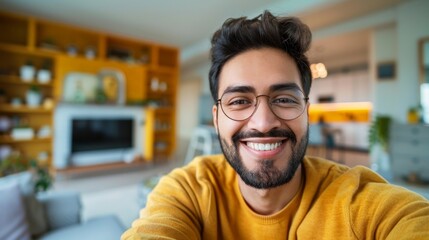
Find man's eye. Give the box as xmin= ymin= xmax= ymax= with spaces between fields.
xmin=273 ymin=97 xmax=297 ymax=104
xmin=229 ymin=99 xmax=252 ymax=105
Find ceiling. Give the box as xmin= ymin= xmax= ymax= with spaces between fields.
xmin=0 ymin=0 xmax=408 ymax=70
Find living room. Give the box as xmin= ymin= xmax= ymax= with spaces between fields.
xmin=1 ymin=0 xmax=429 ymax=239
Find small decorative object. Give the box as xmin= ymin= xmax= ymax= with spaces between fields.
xmin=85 ymin=46 xmax=96 ymax=59
xmin=37 ymin=60 xmax=52 ymax=84
xmin=37 ymin=151 xmax=49 ymax=163
xmin=40 ymin=38 xmax=59 ymax=52
xmin=159 ymin=82 xmax=167 ymax=92
xmin=150 ymin=77 xmax=159 ymax=91
xmin=26 ymin=85 xmax=42 ymax=107
xmin=140 ymin=48 xmax=150 ymax=64
xmin=37 ymin=125 xmax=51 ymax=138
xmin=43 ymin=98 xmax=54 ymax=109
xmin=11 ymin=98 xmax=22 ymax=107
xmin=11 ymin=127 xmax=34 ymax=140
xmin=0 ymin=145 xmax=12 ymax=160
xmin=0 ymin=116 xmax=12 ymax=134
xmin=407 ymin=107 xmax=419 ymax=124
xmin=20 ymin=60 xmax=35 ymax=82
xmin=94 ymin=87 xmax=107 ymax=103
xmin=67 ymin=44 xmax=78 ymax=56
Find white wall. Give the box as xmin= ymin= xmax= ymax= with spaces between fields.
xmin=371 ymin=25 xmax=398 ymax=117
xmin=395 ymin=0 xmax=429 ymax=122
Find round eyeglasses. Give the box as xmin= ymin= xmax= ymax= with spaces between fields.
xmin=217 ymin=89 xmax=309 ymax=121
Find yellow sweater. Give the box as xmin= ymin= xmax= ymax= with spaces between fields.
xmin=122 ymin=155 xmax=429 ymax=239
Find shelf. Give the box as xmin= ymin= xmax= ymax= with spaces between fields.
xmin=0 ymin=104 xmax=53 ymax=113
xmin=0 ymin=75 xmax=53 ymax=87
xmin=0 ymin=43 xmax=57 ymax=57
xmin=0 ymin=136 xmax=52 ymax=144
xmin=0 ymin=12 xmax=28 ymax=47
xmin=0 ymin=10 xmax=179 ymax=164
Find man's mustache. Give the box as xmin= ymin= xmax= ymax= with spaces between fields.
xmin=232 ymin=129 xmax=297 ymax=144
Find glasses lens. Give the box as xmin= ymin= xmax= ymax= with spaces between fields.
xmin=220 ymin=90 xmax=306 ymax=121
xmin=269 ymin=90 xmax=306 ymax=120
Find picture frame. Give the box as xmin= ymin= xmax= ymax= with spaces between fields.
xmin=377 ymin=61 xmax=396 ymax=80
xmin=98 ymin=69 xmax=126 ymax=105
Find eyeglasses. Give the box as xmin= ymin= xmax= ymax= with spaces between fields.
xmin=217 ymin=89 xmax=308 ymax=121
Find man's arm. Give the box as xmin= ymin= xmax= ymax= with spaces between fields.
xmin=350 ymin=183 xmax=429 ymax=239
xmin=122 ymin=173 xmax=203 ymax=240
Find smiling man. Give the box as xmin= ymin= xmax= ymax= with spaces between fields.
xmin=122 ymin=11 xmax=429 ymax=239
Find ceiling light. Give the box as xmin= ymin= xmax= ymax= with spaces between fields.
xmin=311 ymin=63 xmax=328 ymax=79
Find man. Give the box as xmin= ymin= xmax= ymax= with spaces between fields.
xmin=122 ymin=11 xmax=429 ymax=239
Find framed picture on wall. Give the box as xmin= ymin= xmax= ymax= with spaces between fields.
xmin=377 ymin=61 xmax=396 ymax=80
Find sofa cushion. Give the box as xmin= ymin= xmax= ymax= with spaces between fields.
xmin=0 ymin=181 xmax=31 ymax=240
xmin=40 ymin=215 xmax=125 ymax=240
xmin=38 ymin=191 xmax=82 ymax=230
xmin=0 ymin=172 xmax=48 ymax=236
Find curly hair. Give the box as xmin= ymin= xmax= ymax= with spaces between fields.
xmin=209 ymin=10 xmax=312 ymax=102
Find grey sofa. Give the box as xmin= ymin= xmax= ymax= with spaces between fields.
xmin=0 ymin=172 xmax=125 ymax=240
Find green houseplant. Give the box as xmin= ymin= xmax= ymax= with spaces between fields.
xmin=369 ymin=115 xmax=392 ymax=152
xmin=368 ymin=115 xmax=392 ymax=180
xmin=1 ymin=152 xmax=53 ymax=192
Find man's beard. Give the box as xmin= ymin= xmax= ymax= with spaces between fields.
xmin=218 ymin=127 xmax=308 ymax=189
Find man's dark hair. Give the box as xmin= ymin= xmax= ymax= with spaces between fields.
xmin=209 ymin=10 xmax=312 ymax=102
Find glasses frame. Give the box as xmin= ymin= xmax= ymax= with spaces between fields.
xmin=217 ymin=92 xmax=309 ymax=122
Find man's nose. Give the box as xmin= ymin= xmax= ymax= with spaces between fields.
xmin=247 ymin=96 xmax=281 ymax=133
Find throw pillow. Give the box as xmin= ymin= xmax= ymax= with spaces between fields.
xmin=0 ymin=182 xmax=31 ymax=240
xmin=0 ymin=172 xmax=48 ymax=236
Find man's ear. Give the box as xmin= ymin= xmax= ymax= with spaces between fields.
xmin=306 ymin=102 xmax=310 ymax=118
xmin=212 ymin=104 xmax=218 ymax=134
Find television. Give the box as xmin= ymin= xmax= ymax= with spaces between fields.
xmin=54 ymin=104 xmax=146 ymax=169
xmin=71 ymin=118 xmax=133 ymax=152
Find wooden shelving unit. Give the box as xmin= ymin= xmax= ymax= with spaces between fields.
xmin=0 ymin=10 xmax=179 ymax=168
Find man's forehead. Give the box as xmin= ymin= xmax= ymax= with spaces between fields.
xmin=219 ymin=81 xmax=303 ymax=96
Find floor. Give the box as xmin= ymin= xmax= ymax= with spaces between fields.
xmin=54 ymin=148 xmax=429 ymax=229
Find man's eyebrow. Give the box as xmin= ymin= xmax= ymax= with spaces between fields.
xmin=222 ymin=85 xmax=255 ymax=94
xmin=269 ymin=83 xmax=302 ymax=92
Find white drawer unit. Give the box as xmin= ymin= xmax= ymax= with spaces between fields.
xmin=389 ymin=123 xmax=429 ymax=181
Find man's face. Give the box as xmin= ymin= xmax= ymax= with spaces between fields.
xmin=213 ymin=47 xmax=309 ymax=189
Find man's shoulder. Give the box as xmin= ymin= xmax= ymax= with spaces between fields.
xmin=302 ymin=156 xmax=389 ymax=198
xmin=167 ymin=154 xmax=233 ymax=185
xmin=302 ymin=156 xmax=426 ymax=203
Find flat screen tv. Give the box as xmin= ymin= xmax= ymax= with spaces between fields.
xmin=71 ymin=119 xmax=133 ymax=153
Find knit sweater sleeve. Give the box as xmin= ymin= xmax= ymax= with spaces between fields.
xmin=349 ymin=179 xmax=429 ymax=240
xmin=121 ymin=167 xmax=204 ymax=240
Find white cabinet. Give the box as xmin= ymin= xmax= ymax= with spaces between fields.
xmin=389 ymin=123 xmax=429 ymax=181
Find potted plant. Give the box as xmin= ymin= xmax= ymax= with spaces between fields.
xmin=20 ymin=60 xmax=35 ymax=82
xmin=368 ymin=115 xmax=392 ymax=179
xmin=26 ymin=85 xmax=42 ymax=107
xmin=29 ymin=159 xmax=53 ymax=193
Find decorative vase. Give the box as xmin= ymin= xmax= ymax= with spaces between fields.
xmin=26 ymin=89 xmax=42 ymax=107
xmin=37 ymin=69 xmax=52 ymax=84
xmin=20 ymin=65 xmax=35 ymax=82
xmin=369 ymin=143 xmax=393 ymax=181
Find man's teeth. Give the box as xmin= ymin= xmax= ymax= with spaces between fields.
xmin=246 ymin=142 xmax=282 ymax=151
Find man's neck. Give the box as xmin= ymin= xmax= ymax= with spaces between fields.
xmin=238 ymin=165 xmax=303 ymax=215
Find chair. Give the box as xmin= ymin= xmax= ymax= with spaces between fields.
xmin=308 ymin=124 xmax=327 ymax=157
xmin=184 ymin=125 xmax=221 ymax=164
